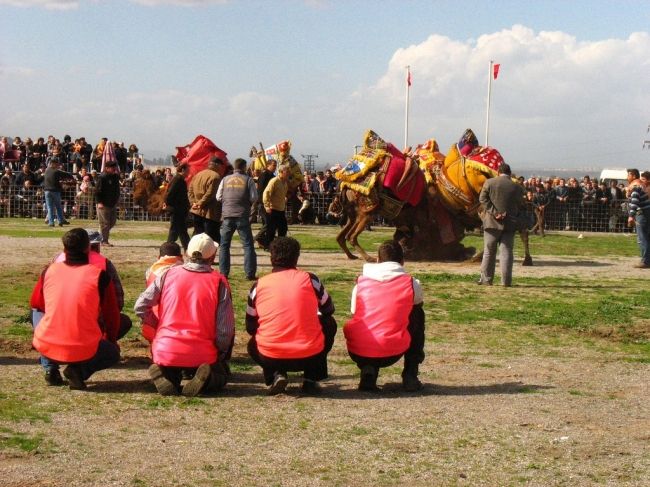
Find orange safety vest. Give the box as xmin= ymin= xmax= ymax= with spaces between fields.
xmin=141 ymin=257 xmax=183 ymax=343
xmin=254 ymin=269 xmax=324 ymax=359
xmin=151 ymin=266 xmax=224 ymax=367
xmin=344 ymin=274 xmax=414 ymax=358
xmin=54 ymin=250 xmax=107 ymax=270
xmin=32 ymin=263 xmax=103 ymax=363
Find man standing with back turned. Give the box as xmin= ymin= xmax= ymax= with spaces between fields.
xmin=626 ymin=168 xmax=650 ymax=269
xmin=478 ymin=163 xmax=525 ymax=287
xmin=216 ymin=158 xmax=258 ymax=280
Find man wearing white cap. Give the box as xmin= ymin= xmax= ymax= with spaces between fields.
xmin=134 ymin=233 xmax=235 ymax=396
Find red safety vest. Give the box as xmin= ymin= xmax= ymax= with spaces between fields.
xmin=54 ymin=250 xmax=107 ymax=270
xmin=344 ymin=274 xmax=414 ymax=358
xmin=32 ymin=263 xmax=103 ymax=362
xmin=254 ymin=269 xmax=324 ymax=359
xmin=151 ymin=266 xmax=225 ymax=367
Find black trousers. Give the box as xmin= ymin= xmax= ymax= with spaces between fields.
xmin=265 ymin=209 xmax=287 ymax=246
xmin=192 ymin=214 xmax=220 ymax=244
xmin=167 ymin=211 xmax=190 ymax=251
xmin=248 ymin=315 xmax=337 ymax=384
xmin=349 ymin=306 xmax=425 ymax=375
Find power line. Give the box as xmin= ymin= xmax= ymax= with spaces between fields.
xmin=301 ymin=153 xmax=318 ymax=173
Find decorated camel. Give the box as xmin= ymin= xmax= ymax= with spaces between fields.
xmin=332 ymin=129 xmax=532 ymax=264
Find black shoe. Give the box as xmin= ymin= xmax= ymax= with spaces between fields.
xmin=476 ymin=279 xmax=492 ymax=286
xmin=63 ymin=365 xmax=87 ymax=390
xmin=267 ymin=372 xmax=288 ymax=395
xmin=402 ymin=374 xmax=423 ymax=392
xmin=300 ymin=379 xmax=322 ymax=395
xmin=149 ymin=364 xmax=179 ymax=396
xmin=60 ymin=220 xmax=71 ymax=226
xmin=358 ymin=365 xmax=380 ymax=392
xmin=181 ymin=368 xmax=195 ymax=381
xmin=182 ymin=363 xmax=212 ymax=397
xmin=45 ymin=369 xmax=64 ymax=386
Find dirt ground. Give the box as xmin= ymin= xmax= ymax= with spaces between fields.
xmin=1 ymin=232 xmax=649 ymax=486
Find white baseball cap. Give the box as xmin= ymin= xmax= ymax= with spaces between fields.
xmin=187 ymin=233 xmax=217 ymax=259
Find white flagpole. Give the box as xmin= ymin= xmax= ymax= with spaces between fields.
xmin=485 ymin=60 xmax=493 ymax=147
xmin=404 ymin=65 xmax=410 ymax=150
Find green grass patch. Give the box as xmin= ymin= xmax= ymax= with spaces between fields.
xmin=0 ymin=427 xmax=46 ymax=453
xmin=0 ymin=393 xmax=51 ymax=423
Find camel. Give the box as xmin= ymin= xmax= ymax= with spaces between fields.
xmin=332 ymin=131 xmax=533 ymax=265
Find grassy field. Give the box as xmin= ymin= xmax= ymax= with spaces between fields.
xmin=0 ymin=219 xmax=648 ymax=486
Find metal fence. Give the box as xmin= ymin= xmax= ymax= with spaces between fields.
xmin=0 ymin=182 xmax=635 ymax=234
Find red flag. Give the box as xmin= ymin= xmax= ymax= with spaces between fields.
xmin=175 ymin=135 xmax=229 ymax=182
xmin=407 ymin=68 xmax=412 ymax=87
xmin=493 ymin=63 xmax=500 ymax=80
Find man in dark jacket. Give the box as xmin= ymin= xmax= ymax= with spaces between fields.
xmin=164 ymin=163 xmax=191 ymax=252
xmin=95 ymin=161 xmax=120 ymax=246
xmin=43 ymin=158 xmax=74 ymax=227
xmin=254 ymin=158 xmax=277 ymax=249
xmin=478 ymin=163 xmax=525 ymax=287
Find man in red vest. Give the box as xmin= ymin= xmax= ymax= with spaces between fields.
xmin=32 ymin=229 xmax=132 ymax=386
xmin=246 ymin=236 xmax=337 ymax=395
xmin=134 ymin=233 xmax=234 ymax=397
xmin=343 ymin=240 xmax=425 ymax=392
xmin=31 ymin=228 xmax=122 ymax=390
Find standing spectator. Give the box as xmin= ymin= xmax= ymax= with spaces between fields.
xmin=309 ymin=171 xmax=327 ymax=193
xmin=262 ymin=164 xmax=289 ymax=247
xmin=30 ymin=228 xmax=121 ymax=389
xmin=567 ymin=177 xmax=581 ymax=231
xmin=164 ymin=163 xmax=191 ymax=252
xmin=554 ymin=178 xmax=569 ymax=230
xmin=134 ymin=233 xmax=234 ymax=397
xmin=95 ymin=161 xmax=120 ymax=246
xmin=43 ymin=158 xmax=73 ymax=227
xmin=608 ymin=179 xmax=624 ymax=232
xmin=531 ymin=185 xmax=548 ymax=236
xmin=188 ymin=157 xmax=223 ymax=243
xmin=324 ymin=169 xmax=338 ymax=194
xmin=115 ymin=142 xmax=128 ymax=173
xmin=478 ymin=163 xmax=525 ymax=287
xmin=343 ymin=240 xmax=424 ymax=392
xmin=216 ymin=158 xmax=258 ymax=280
xmin=254 ymin=158 xmax=277 ymax=249
xmin=246 ymin=237 xmax=337 ymax=395
xmin=626 ymin=169 xmax=650 ymax=268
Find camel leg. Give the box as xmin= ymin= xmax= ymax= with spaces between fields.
xmin=520 ymin=229 xmax=533 ymax=266
xmin=337 ymin=216 xmax=358 ymax=260
xmin=349 ymin=213 xmax=374 ymax=262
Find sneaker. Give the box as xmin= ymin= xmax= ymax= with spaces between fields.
xmin=148 ymin=364 xmax=179 ymax=396
xmin=60 ymin=220 xmax=71 ymax=226
xmin=44 ymin=369 xmax=64 ymax=386
xmin=358 ymin=365 xmax=379 ymax=392
xmin=402 ymin=374 xmax=423 ymax=392
xmin=476 ymin=279 xmax=492 ymax=286
xmin=300 ymin=379 xmax=322 ymax=395
xmin=63 ymin=365 xmax=87 ymax=390
xmin=267 ymin=372 xmax=288 ymax=396
xmin=633 ymin=262 xmax=650 ymax=269
xmin=182 ymin=363 xmax=211 ymax=397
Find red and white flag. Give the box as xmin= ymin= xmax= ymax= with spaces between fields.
xmin=407 ymin=68 xmax=412 ymax=87
xmin=493 ymin=63 xmax=501 ymax=80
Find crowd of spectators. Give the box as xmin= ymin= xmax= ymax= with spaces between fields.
xmin=0 ymin=134 xmax=640 ymax=233
xmin=518 ymin=174 xmax=631 ymax=233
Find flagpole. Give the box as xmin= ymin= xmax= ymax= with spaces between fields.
xmin=404 ymin=65 xmax=410 ymax=150
xmin=485 ymin=60 xmax=493 ymax=147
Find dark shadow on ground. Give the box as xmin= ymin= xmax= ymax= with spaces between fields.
xmin=0 ymin=355 xmax=37 ymax=366
xmin=530 ymin=260 xmax=612 ymax=267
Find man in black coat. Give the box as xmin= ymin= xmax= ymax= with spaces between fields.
xmin=164 ymin=163 xmax=191 ymax=252
xmin=95 ymin=161 xmax=121 ymax=246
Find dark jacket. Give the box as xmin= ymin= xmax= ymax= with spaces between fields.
xmin=164 ymin=174 xmax=190 ymax=214
xmin=95 ymin=172 xmax=121 ymax=207
xmin=43 ymin=167 xmax=73 ymax=192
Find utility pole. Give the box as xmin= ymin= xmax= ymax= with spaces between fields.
xmin=301 ymin=153 xmax=318 ymax=173
xmin=644 ymin=124 xmax=650 ymax=150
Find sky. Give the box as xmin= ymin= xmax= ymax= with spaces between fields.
xmin=1 ymin=0 xmax=650 ymax=173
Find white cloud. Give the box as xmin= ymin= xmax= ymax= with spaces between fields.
xmin=345 ymin=26 xmax=650 ymax=168
xmin=0 ymin=0 xmax=78 ymax=9
xmin=0 ymin=65 xmax=35 ymax=78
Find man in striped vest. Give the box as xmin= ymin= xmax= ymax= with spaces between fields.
xmin=343 ymin=240 xmax=425 ymax=392
xmin=246 ymin=237 xmax=337 ymax=395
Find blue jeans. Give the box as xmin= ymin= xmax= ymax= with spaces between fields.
xmin=32 ymin=309 xmax=121 ymax=378
xmin=44 ymin=190 xmax=64 ymax=225
xmin=219 ymin=216 xmax=257 ymax=279
xmin=635 ymin=212 xmax=650 ymax=265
